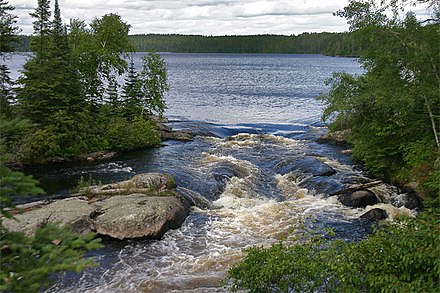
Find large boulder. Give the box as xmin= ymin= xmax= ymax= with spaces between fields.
xmin=339 ymin=190 xmax=379 ymax=208
xmin=92 ymin=193 xmax=189 ymax=240
xmin=3 ymin=197 xmax=95 ymax=236
xmin=3 ymin=173 xmax=191 ymax=240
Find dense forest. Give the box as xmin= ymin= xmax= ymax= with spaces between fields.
xmin=14 ymin=32 xmax=363 ymax=56
xmin=229 ymin=0 xmax=440 ymax=291
xmin=130 ymin=33 xmax=362 ymax=56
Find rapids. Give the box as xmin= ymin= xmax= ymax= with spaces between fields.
xmin=6 ymin=53 xmax=417 ymax=292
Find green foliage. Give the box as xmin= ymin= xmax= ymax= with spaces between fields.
xmin=318 ymin=1 xmax=440 ymax=194
xmin=0 ymin=157 xmax=102 ymax=292
xmin=128 ymin=33 xmax=364 ymax=56
xmin=0 ymin=158 xmax=44 ymax=218
xmin=0 ymin=0 xmax=20 ymax=54
xmin=105 ymin=115 xmax=160 ymax=151
xmin=139 ymin=52 xmax=169 ymax=117
xmin=0 ymin=223 xmax=102 ymax=292
xmin=3 ymin=2 xmax=165 ymax=165
xmin=228 ymin=211 xmax=440 ymax=292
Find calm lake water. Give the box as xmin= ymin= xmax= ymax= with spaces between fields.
xmin=6 ymin=54 xmax=414 ymax=292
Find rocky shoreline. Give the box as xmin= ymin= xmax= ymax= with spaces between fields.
xmin=3 ymin=173 xmax=191 ymax=240
xmin=4 ymin=129 xmax=424 ymax=240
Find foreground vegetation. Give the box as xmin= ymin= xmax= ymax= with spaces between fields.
xmin=229 ymin=0 xmax=439 ymax=291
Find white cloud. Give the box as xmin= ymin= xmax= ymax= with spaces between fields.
xmin=9 ymin=0 xmax=433 ymax=36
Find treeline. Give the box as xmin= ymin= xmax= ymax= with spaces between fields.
xmin=129 ymin=33 xmax=361 ymax=56
xmin=14 ymin=32 xmax=363 ymax=56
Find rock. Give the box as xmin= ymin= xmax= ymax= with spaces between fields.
xmin=339 ymin=190 xmax=379 ymax=208
xmin=4 ymin=173 xmax=192 ymax=241
xmin=157 ymin=122 xmax=193 ymax=141
xmin=299 ymin=176 xmax=345 ymax=197
xmin=360 ymin=208 xmax=388 ymax=221
xmin=276 ymin=156 xmax=336 ymax=177
xmin=177 ymin=187 xmax=213 ymax=210
xmin=83 ymin=173 xmax=176 ymax=198
xmin=160 ymin=130 xmax=193 ymax=141
xmin=92 ymin=193 xmax=189 ymax=240
xmin=317 ymin=130 xmax=351 ymax=145
xmin=2 ymin=198 xmax=95 ymax=236
xmin=85 ymin=151 xmax=117 ymax=161
xmin=211 ymin=162 xmax=250 ymax=181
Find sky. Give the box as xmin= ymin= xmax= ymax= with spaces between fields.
xmin=10 ymin=0 xmax=433 ymax=36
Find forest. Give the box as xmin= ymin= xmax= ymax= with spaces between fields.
xmin=14 ymin=32 xmax=363 ymax=56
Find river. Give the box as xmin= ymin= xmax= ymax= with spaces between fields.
xmin=6 ymin=53 xmax=416 ymax=292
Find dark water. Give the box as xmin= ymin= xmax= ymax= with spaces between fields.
xmin=6 ymin=54 xmax=415 ymax=292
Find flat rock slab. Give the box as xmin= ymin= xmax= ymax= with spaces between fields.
xmin=3 ymin=198 xmax=95 ymax=236
xmin=93 ymin=194 xmax=189 ymax=240
xmin=3 ymin=173 xmax=191 ymax=240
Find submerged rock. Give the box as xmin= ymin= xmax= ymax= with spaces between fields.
xmin=276 ymin=156 xmax=336 ymax=177
xmin=299 ymin=176 xmax=345 ymax=197
xmin=3 ymin=173 xmax=191 ymax=240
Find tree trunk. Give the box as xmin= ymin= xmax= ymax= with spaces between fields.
xmin=423 ymin=95 xmax=440 ymax=148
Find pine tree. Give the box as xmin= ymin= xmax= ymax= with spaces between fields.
xmin=17 ymin=0 xmax=85 ymax=124
xmin=0 ymin=0 xmax=19 ymax=53
xmin=0 ymin=0 xmax=20 ymax=118
xmin=122 ymin=57 xmax=142 ymax=119
xmin=29 ymin=0 xmax=51 ymax=58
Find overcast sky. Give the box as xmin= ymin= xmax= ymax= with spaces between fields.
xmin=10 ymin=0 xmax=432 ymax=36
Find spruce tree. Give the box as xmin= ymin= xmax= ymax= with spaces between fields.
xmin=29 ymin=0 xmax=51 ymax=58
xmin=17 ymin=0 xmax=85 ymax=125
xmin=122 ymin=57 xmax=142 ymax=119
xmin=0 ymin=0 xmax=20 ymax=118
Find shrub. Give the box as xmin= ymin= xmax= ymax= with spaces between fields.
xmin=228 ymin=211 xmax=440 ymax=292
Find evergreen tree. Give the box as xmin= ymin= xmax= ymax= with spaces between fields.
xmin=0 ymin=0 xmax=20 ymax=118
xmin=17 ymin=0 xmax=85 ymax=125
xmin=0 ymin=64 xmax=13 ymax=118
xmin=122 ymin=57 xmax=142 ymax=118
xmin=29 ymin=0 xmax=51 ymax=57
xmin=0 ymin=0 xmax=19 ymax=53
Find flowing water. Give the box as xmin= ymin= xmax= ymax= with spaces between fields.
xmin=6 ymin=53 xmax=417 ymax=292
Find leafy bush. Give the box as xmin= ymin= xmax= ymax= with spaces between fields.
xmin=0 ymin=224 xmax=102 ymax=292
xmin=228 ymin=211 xmax=440 ymax=292
xmin=0 ymin=160 xmax=102 ymax=292
xmin=105 ymin=116 xmax=160 ymax=151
